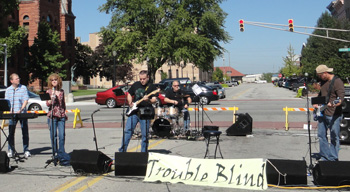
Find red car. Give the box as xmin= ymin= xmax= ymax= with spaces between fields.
xmin=95 ymin=85 xmax=130 ymax=108
xmin=95 ymin=85 xmax=166 ymax=108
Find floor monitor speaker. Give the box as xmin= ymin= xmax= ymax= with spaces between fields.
xmin=115 ymin=152 xmax=148 ymax=176
xmin=70 ymin=150 xmax=112 ymax=174
xmin=266 ymin=159 xmax=307 ymax=185
xmin=226 ymin=113 xmax=252 ymax=136
xmin=340 ymin=119 xmax=350 ymax=143
xmin=0 ymin=151 xmax=9 ymax=173
xmin=313 ymin=161 xmax=350 ymax=186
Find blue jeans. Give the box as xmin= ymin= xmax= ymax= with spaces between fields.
xmin=48 ymin=117 xmax=70 ymax=164
xmin=317 ymin=115 xmax=342 ymax=161
xmin=119 ymin=114 xmax=150 ymax=152
xmin=183 ymin=109 xmax=190 ymax=130
xmin=8 ymin=118 xmax=29 ymax=152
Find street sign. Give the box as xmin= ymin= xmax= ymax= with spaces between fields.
xmin=278 ymin=74 xmax=282 ymax=78
xmin=339 ymin=48 xmax=350 ymax=52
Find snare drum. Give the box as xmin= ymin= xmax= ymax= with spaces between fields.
xmin=155 ymin=107 xmax=165 ymax=117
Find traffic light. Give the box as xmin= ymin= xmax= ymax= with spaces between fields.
xmin=288 ymin=19 xmax=294 ymax=32
xmin=239 ymin=19 xmax=244 ymax=32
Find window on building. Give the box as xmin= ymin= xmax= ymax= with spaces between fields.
xmin=47 ymin=15 xmax=51 ymax=22
xmin=168 ymin=69 xmax=172 ymax=79
xmin=23 ymin=22 xmax=29 ymax=33
xmin=176 ymin=69 xmax=179 ymax=78
xmin=23 ymin=15 xmax=29 ymax=20
xmin=67 ymin=24 xmax=71 ymax=31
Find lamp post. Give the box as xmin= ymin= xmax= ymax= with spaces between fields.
xmin=112 ymin=51 xmax=117 ymax=87
xmin=0 ymin=44 xmax=7 ymax=86
xmin=192 ymin=64 xmax=195 ymax=82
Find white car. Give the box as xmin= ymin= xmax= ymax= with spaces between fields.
xmin=0 ymin=89 xmax=48 ymax=111
xmin=27 ymin=91 xmax=49 ymax=111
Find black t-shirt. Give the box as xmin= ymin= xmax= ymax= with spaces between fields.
xmin=128 ymin=81 xmax=158 ymax=108
xmin=165 ymin=88 xmax=189 ymax=109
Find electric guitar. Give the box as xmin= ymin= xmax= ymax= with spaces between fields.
xmin=313 ymin=104 xmax=327 ymax=121
xmin=126 ymin=89 xmax=160 ymax=116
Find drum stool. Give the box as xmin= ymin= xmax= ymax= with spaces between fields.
xmin=203 ymin=130 xmax=223 ymax=159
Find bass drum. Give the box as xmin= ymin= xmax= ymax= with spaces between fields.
xmin=152 ymin=118 xmax=172 ymax=137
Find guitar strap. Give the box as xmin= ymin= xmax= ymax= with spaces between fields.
xmin=325 ymin=76 xmax=337 ymax=105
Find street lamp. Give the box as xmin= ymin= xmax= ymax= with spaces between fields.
xmin=0 ymin=44 xmax=7 ymax=86
xmin=112 ymin=51 xmax=117 ymax=87
xmin=192 ymin=64 xmax=195 ymax=82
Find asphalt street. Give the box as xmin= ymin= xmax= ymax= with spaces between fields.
xmin=0 ymin=83 xmax=349 ymax=192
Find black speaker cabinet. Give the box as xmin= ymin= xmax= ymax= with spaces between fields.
xmin=0 ymin=151 xmax=9 ymax=173
xmin=202 ymin=125 xmax=219 ymax=133
xmin=115 ymin=152 xmax=148 ymax=176
xmin=266 ymin=159 xmax=307 ymax=185
xmin=340 ymin=118 xmax=350 ymax=143
xmin=226 ymin=113 xmax=252 ymax=136
xmin=342 ymin=97 xmax=350 ymax=113
xmin=313 ymin=161 xmax=350 ymax=186
xmin=70 ymin=150 xmax=112 ymax=174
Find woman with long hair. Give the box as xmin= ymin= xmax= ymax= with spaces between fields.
xmin=46 ymin=73 xmax=70 ymax=166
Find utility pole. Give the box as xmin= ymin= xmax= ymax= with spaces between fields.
xmin=0 ymin=44 xmax=7 ymax=86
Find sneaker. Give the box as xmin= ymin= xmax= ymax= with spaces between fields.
xmin=7 ymin=150 xmax=13 ymax=158
xmin=24 ymin=151 xmax=31 ymax=158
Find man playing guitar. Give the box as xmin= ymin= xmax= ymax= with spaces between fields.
xmin=119 ymin=70 xmax=158 ymax=153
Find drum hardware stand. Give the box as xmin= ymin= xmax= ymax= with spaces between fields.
xmin=91 ymin=109 xmax=102 ymax=151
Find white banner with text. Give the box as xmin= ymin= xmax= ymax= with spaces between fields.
xmin=144 ymin=153 xmax=267 ymax=190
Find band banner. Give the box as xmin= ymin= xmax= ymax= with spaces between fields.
xmin=144 ymin=153 xmax=267 ymax=190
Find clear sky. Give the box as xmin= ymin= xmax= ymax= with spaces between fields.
xmin=73 ymin=0 xmax=331 ymax=75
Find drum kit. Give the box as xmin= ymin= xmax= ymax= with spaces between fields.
xmin=152 ymin=106 xmax=186 ymax=138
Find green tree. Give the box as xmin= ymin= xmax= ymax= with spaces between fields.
xmin=99 ymin=0 xmax=230 ymax=81
xmin=301 ymin=12 xmax=350 ymax=80
xmin=281 ymin=44 xmax=301 ymax=78
xmin=161 ymin=71 xmax=167 ymax=80
xmin=0 ymin=0 xmax=18 ymax=22
xmin=0 ymin=1 xmax=26 ymax=67
xmin=74 ymin=41 xmax=94 ymax=79
xmin=28 ymin=22 xmax=68 ymax=91
xmin=261 ymin=73 xmax=273 ymax=83
xmin=0 ymin=26 xmax=27 ymax=64
xmin=91 ymin=42 xmax=133 ymax=85
xmin=212 ymin=67 xmax=223 ymax=82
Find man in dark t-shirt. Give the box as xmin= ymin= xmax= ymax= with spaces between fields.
xmin=164 ymin=81 xmax=192 ymax=133
xmin=313 ymin=64 xmax=344 ymax=161
xmin=119 ymin=70 xmax=158 ymax=152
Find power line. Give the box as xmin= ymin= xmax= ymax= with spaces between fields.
xmin=242 ymin=20 xmax=350 ymax=43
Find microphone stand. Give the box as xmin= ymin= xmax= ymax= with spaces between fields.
xmin=46 ymin=89 xmax=57 ymax=167
xmin=91 ymin=109 xmax=100 ymax=151
xmin=120 ymin=82 xmax=128 ymax=152
xmin=305 ymin=76 xmax=313 ymax=172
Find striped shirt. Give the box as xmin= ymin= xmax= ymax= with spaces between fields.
xmin=5 ymin=84 xmax=29 ymax=112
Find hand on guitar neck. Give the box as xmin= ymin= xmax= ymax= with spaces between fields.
xmin=126 ymin=89 xmax=160 ymax=116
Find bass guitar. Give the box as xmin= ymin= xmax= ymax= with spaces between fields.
xmin=126 ymin=89 xmax=160 ymax=116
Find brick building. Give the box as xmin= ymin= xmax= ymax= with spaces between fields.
xmin=1 ymin=0 xmax=75 ymax=90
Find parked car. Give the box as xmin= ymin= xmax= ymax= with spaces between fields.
xmin=95 ymin=85 xmax=131 ymax=108
xmin=208 ymin=84 xmax=225 ymax=99
xmin=95 ymin=85 xmax=167 ymax=108
xmin=157 ymin=82 xmax=219 ymax=105
xmin=27 ymin=91 xmax=49 ymax=111
xmin=225 ymin=81 xmax=233 ymax=87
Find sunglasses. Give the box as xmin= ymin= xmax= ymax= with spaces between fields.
xmin=51 ymin=79 xmax=58 ymax=81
